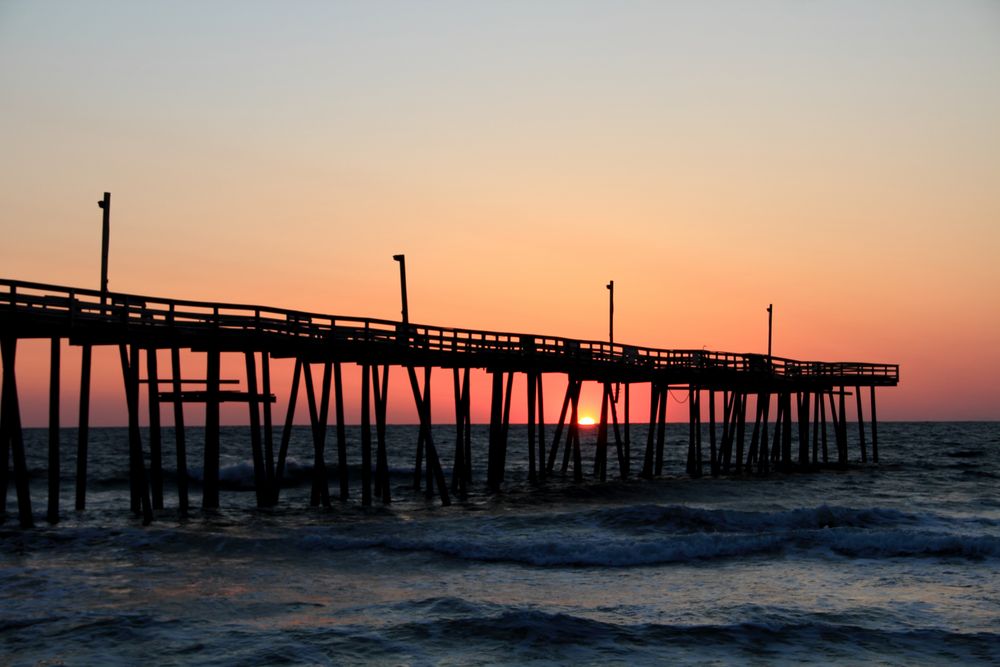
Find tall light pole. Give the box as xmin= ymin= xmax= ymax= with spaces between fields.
xmin=607 ymin=280 xmax=614 ymax=344
xmin=393 ymin=254 xmax=409 ymax=324
xmin=767 ymin=303 xmax=773 ymax=364
xmin=98 ymin=192 xmax=111 ymax=304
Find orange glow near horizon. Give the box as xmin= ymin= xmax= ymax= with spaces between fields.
xmin=578 ymin=415 xmax=597 ymax=427
xmin=1 ymin=3 xmax=998 ymax=423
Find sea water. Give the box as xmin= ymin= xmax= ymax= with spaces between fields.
xmin=2 ymin=422 xmax=999 ymax=665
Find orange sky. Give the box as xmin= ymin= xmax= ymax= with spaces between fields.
xmin=2 ymin=2 xmax=998 ymax=424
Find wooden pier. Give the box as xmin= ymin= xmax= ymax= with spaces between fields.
xmin=0 ymin=278 xmax=898 ymax=527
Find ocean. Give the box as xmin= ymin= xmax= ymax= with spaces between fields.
xmin=2 ymin=422 xmax=998 ymax=665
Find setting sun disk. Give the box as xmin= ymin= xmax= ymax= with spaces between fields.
xmin=578 ymin=416 xmax=596 ymax=426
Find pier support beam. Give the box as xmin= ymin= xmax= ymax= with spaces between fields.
xmin=244 ymin=352 xmax=268 ymax=508
xmin=594 ymin=383 xmax=610 ymax=482
xmin=303 ymin=361 xmax=332 ymax=507
xmin=47 ymin=338 xmax=60 ymax=523
xmin=274 ymin=358 xmax=302 ymax=505
xmin=546 ymin=378 xmax=573 ymax=476
xmin=334 ymin=362 xmax=348 ymax=502
xmin=797 ymin=392 xmax=810 ymax=468
xmin=608 ymin=383 xmax=626 ymax=479
xmin=709 ymin=390 xmax=718 ymax=477
xmin=203 ymin=349 xmax=221 ymax=509
xmin=146 ymin=348 xmax=164 ymax=510
xmin=735 ymin=393 xmax=747 ymax=475
xmin=75 ymin=344 xmax=92 ymax=511
xmin=373 ymin=365 xmax=391 ymax=503
xmin=451 ymin=367 xmax=470 ymax=496
xmin=170 ymin=347 xmax=189 ymax=514
xmin=261 ymin=354 xmax=276 ymax=504
xmin=486 ymin=371 xmax=513 ymax=491
xmin=120 ymin=344 xmax=153 ymax=525
xmin=1 ymin=337 xmax=33 ymax=527
xmin=870 ymin=387 xmax=879 ymax=464
xmin=406 ymin=366 xmax=450 ymax=506
xmin=855 ymin=385 xmax=868 ymax=463
xmin=360 ymin=363 xmax=372 ymax=506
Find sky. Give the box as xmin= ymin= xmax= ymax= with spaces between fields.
xmin=1 ymin=0 xmax=998 ymax=426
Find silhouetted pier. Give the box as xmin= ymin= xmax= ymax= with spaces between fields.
xmin=0 ymin=278 xmax=898 ymax=527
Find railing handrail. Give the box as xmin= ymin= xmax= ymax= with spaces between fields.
xmin=0 ymin=277 xmax=899 ymax=381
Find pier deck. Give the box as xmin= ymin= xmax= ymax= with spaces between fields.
xmin=0 ymin=278 xmax=899 ymax=527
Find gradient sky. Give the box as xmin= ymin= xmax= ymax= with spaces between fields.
xmin=2 ymin=1 xmax=998 ymax=425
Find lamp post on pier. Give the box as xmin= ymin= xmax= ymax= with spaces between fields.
xmin=607 ymin=280 xmax=614 ymax=345
xmin=98 ymin=192 xmax=111 ymax=304
xmin=767 ymin=303 xmax=773 ymax=367
xmin=393 ymin=254 xmax=409 ymax=325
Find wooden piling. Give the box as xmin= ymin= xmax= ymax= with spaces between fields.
xmin=837 ymin=389 xmax=848 ymax=466
xmin=274 ymin=358 xmax=302 ymax=504
xmin=642 ymin=383 xmax=659 ymax=478
xmin=499 ymin=371 xmax=514 ymax=486
xmin=608 ymin=383 xmax=626 ymax=479
xmin=820 ymin=391 xmax=829 ymax=464
xmin=333 ymin=362 xmax=348 ymax=502
xmin=747 ymin=394 xmax=763 ymax=472
xmin=781 ymin=392 xmax=793 ymax=471
xmin=855 ymin=385 xmax=868 ymax=463
xmin=373 ymin=364 xmax=391 ymax=503
xmin=203 ymin=348 xmax=222 ymax=509
xmin=623 ymin=383 xmax=630 ymax=474
xmin=770 ymin=393 xmax=783 ymax=467
xmin=261 ymin=353 xmax=276 ymax=503
xmin=654 ymin=384 xmax=667 ymax=476
xmin=870 ymin=387 xmax=879 ymax=464
xmin=735 ymin=393 xmax=747 ymax=475
xmin=119 ymin=344 xmax=153 ymax=525
xmin=594 ymin=382 xmax=610 ymax=482
xmin=244 ymin=352 xmax=268 ymax=508
xmin=75 ymin=344 xmax=92 ymax=511
xmin=687 ymin=388 xmax=701 ymax=478
xmin=406 ymin=365 xmax=450 ymax=506
xmin=758 ymin=393 xmax=771 ymax=475
xmin=360 ymin=363 xmax=373 ymax=506
xmin=146 ymin=348 xmax=164 ymax=510
xmin=527 ymin=371 xmax=537 ymax=482
xmin=708 ymin=390 xmax=718 ymax=477
xmin=47 ymin=337 xmax=60 ymax=523
xmin=303 ymin=361 xmax=332 ymax=507
xmin=170 ymin=347 xmax=189 ymax=514
xmin=487 ymin=370 xmax=503 ymax=489
xmin=568 ymin=380 xmax=583 ymax=483
xmin=797 ymin=392 xmax=810 ymax=467
xmin=1 ymin=337 xmax=34 ymax=527
xmin=451 ymin=367 xmax=467 ymax=496
xmin=536 ymin=373 xmax=546 ymax=482
xmin=546 ymin=379 xmax=572 ymax=475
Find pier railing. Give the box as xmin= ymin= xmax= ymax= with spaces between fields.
xmin=0 ymin=278 xmax=898 ymax=386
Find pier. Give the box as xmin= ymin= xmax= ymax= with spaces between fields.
xmin=0 ymin=277 xmax=898 ymax=527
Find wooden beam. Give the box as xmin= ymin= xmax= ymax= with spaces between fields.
xmin=360 ymin=363 xmax=372 ymax=506
xmin=146 ymin=348 xmax=164 ymax=510
xmin=244 ymin=352 xmax=267 ymax=508
xmin=119 ymin=344 xmax=153 ymax=524
xmin=1 ymin=337 xmax=34 ymax=527
xmin=170 ymin=347 xmax=189 ymax=514
xmin=203 ymin=348 xmax=221 ymax=509
xmin=75 ymin=344 xmax=92 ymax=511
xmin=274 ymin=358 xmax=302 ymax=504
xmin=47 ymin=337 xmax=60 ymax=523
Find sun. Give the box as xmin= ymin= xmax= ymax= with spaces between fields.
xmin=578 ymin=415 xmax=596 ymax=426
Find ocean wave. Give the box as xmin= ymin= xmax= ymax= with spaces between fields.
xmin=585 ymin=503 xmax=925 ymax=534
xmin=373 ymin=606 xmax=1000 ymax=661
